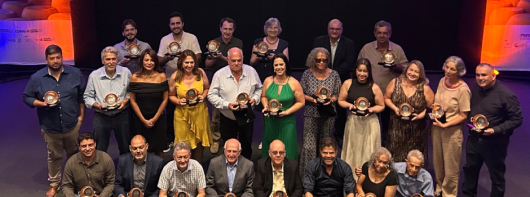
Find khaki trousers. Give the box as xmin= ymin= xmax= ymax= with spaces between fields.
xmin=41 ymin=121 xmax=81 ymax=186
xmin=210 ymin=107 xmax=221 ymax=142
xmin=431 ymin=124 xmax=463 ymax=197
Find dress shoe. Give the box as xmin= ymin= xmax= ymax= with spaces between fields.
xmin=46 ymin=185 xmax=59 ymax=197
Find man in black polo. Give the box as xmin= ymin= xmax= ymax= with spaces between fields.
xmin=205 ymin=17 xmax=243 ymax=154
xmin=462 ymin=63 xmax=523 ymax=197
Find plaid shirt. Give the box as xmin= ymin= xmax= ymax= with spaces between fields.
xmin=158 ymin=159 xmax=206 ymax=197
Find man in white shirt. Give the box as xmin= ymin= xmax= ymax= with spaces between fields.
xmin=157 ymin=11 xmax=202 ymax=152
xmin=207 ymin=47 xmax=262 ymax=159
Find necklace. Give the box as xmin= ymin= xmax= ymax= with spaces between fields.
xmin=265 ymin=36 xmax=278 ymax=45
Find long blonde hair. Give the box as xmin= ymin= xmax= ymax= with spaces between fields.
xmin=401 ymin=60 xmax=429 ymax=88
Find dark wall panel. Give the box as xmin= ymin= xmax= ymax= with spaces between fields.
xmin=73 ymin=0 xmax=471 ymax=72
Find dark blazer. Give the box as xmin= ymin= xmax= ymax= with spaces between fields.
xmin=313 ymin=35 xmax=356 ymax=81
xmin=114 ymin=153 xmax=164 ymax=197
xmin=206 ymin=155 xmax=255 ymax=197
xmin=253 ymin=157 xmax=304 ymax=197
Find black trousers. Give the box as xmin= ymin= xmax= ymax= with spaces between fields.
xmin=462 ymin=135 xmax=509 ymax=197
xmin=93 ymin=108 xmax=131 ymax=155
xmin=333 ymin=107 xmax=347 ymax=143
xmin=333 ymin=73 xmax=350 ymax=144
xmin=380 ymin=106 xmax=391 ymax=147
xmin=165 ymin=101 xmax=176 ymax=143
xmin=220 ymin=113 xmax=254 ymax=160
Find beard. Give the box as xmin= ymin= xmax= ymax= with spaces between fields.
xmin=125 ymin=35 xmax=136 ymax=42
xmin=48 ymin=64 xmax=62 ymax=71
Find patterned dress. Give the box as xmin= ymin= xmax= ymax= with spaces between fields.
xmin=299 ymin=69 xmax=341 ymax=175
xmin=386 ymin=77 xmax=428 ymax=165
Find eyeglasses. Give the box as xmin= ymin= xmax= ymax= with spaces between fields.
xmin=270 ymin=151 xmax=286 ymax=155
xmin=315 ymin=59 xmax=328 ymax=63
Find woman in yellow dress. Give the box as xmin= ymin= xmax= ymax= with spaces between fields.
xmin=168 ymin=49 xmax=212 ymax=163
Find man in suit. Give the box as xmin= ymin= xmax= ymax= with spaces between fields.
xmin=313 ymin=19 xmax=355 ymax=144
xmin=114 ymin=135 xmax=164 ymax=197
xmin=253 ymin=140 xmax=303 ymax=197
xmin=206 ymin=138 xmax=255 ymax=197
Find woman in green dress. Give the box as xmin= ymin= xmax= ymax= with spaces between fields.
xmin=260 ymin=53 xmax=305 ymax=160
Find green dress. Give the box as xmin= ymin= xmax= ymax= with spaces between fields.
xmin=261 ymin=77 xmax=298 ymax=160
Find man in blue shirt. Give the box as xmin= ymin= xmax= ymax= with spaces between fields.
xmin=22 ymin=44 xmax=86 ymax=197
xmin=395 ymin=150 xmax=434 ymax=197
xmin=353 ymin=149 xmax=434 ymax=197
xmin=84 ymin=46 xmax=132 ymax=155
xmin=83 ymin=46 xmax=131 ymax=155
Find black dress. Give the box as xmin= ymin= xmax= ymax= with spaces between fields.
xmin=252 ymin=38 xmax=289 ymax=83
xmin=252 ymin=38 xmax=288 ymax=112
xmin=361 ymin=162 xmax=398 ymax=197
xmin=130 ymin=81 xmax=169 ymax=152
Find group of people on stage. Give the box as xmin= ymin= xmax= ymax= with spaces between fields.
xmin=22 ymin=10 xmax=523 ymax=197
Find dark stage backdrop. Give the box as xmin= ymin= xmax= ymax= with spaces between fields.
xmin=73 ymin=0 xmax=475 ymax=72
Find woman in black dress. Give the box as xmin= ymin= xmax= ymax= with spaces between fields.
xmin=356 ymin=147 xmax=398 ymax=197
xmin=129 ymin=49 xmax=168 ymax=158
xmin=250 ymin=17 xmax=289 ymax=83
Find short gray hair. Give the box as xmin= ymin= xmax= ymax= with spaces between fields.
xmin=407 ymin=149 xmax=425 ymax=164
xmin=173 ymin=142 xmax=191 ymax=155
xmin=305 ymin=47 xmax=330 ymax=69
xmin=443 ymin=56 xmax=467 ymax=76
xmin=264 ymin=17 xmax=282 ymax=36
xmin=368 ymin=147 xmax=395 ymax=171
xmin=101 ymin=46 xmax=118 ymax=59
xmin=374 ymin=20 xmax=392 ymax=34
xmin=223 ymin=141 xmax=242 ymax=150
xmin=227 ymin=47 xmax=243 ymax=59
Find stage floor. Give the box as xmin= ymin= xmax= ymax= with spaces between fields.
xmin=1 ymin=73 xmax=529 ymax=196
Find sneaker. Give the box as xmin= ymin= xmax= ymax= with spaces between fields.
xmin=210 ymin=142 xmax=219 ymax=154
xmin=258 ymin=142 xmax=262 ymax=150
xmin=163 ymin=142 xmax=173 ymax=153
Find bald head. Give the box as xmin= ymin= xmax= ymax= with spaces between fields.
xmin=328 ymin=19 xmax=342 ymax=27
xmin=227 ymin=47 xmax=243 ymax=59
xmin=227 ymin=47 xmax=243 ymax=74
xmin=328 ymin=19 xmax=343 ymax=41
xmin=269 ymin=140 xmax=286 ymax=166
xmin=224 ymin=138 xmax=242 ymax=165
xmin=269 ymin=140 xmax=285 ymax=151
xmin=129 ymin=134 xmax=148 ymax=162
xmin=224 ymin=138 xmax=242 ymax=150
xmin=131 ymin=134 xmax=146 ymax=144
